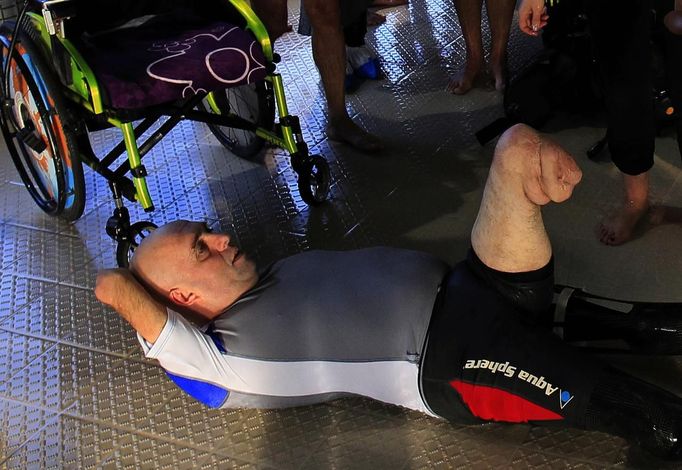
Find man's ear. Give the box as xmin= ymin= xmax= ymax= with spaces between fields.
xmin=169 ymin=288 xmax=198 ymax=307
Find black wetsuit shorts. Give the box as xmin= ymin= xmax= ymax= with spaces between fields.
xmin=420 ymin=250 xmax=604 ymax=427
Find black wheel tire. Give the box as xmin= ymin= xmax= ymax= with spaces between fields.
xmin=116 ymin=221 xmax=158 ymax=268
xmin=298 ymin=155 xmax=330 ymax=205
xmin=201 ymin=81 xmax=275 ymax=160
xmin=0 ymin=20 xmax=85 ymax=221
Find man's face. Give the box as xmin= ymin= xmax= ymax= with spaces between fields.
xmin=132 ymin=221 xmax=258 ymax=312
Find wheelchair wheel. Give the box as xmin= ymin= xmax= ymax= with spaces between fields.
xmin=116 ymin=221 xmax=157 ymax=268
xmin=0 ymin=22 xmax=85 ymax=221
xmin=202 ymin=82 xmax=274 ymax=160
xmin=298 ymin=155 xmax=330 ymax=205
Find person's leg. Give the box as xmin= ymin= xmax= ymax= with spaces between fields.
xmin=471 ymin=123 xmax=582 ymax=273
xmin=588 ymin=0 xmax=655 ymax=245
xmin=303 ymin=0 xmax=383 ymax=152
xmin=250 ymin=0 xmax=291 ymax=42
xmin=342 ymin=8 xmax=373 ymax=92
xmin=422 ymin=124 xmax=682 ymax=459
xmin=344 ymin=8 xmax=369 ymax=48
xmin=448 ymin=0 xmax=485 ymax=94
xmin=344 ymin=7 xmax=381 ymax=84
xmin=421 ymin=260 xmax=682 ymax=460
xmin=597 ymin=173 xmax=650 ymax=246
xmin=484 ymin=0 xmax=516 ymax=91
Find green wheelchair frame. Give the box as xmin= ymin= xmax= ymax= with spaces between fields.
xmin=0 ymin=0 xmax=330 ymax=266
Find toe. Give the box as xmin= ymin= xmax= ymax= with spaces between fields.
xmin=602 ymin=230 xmax=615 ymax=245
xmin=452 ymin=83 xmax=471 ymax=95
xmin=446 ymin=79 xmax=460 ymax=93
xmin=597 ymin=224 xmax=612 ymax=244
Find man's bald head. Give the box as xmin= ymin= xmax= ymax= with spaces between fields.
xmin=129 ymin=220 xmax=258 ymax=317
xmin=129 ymin=220 xmax=188 ymax=295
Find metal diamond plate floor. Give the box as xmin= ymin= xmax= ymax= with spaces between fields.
xmin=2 ymin=1 xmax=682 ymax=468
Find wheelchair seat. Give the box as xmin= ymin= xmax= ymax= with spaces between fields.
xmin=0 ymin=0 xmax=331 ymax=266
xmin=74 ymin=12 xmax=268 ymax=110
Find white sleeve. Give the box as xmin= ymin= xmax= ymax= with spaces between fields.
xmin=136 ymin=309 xmax=244 ymax=408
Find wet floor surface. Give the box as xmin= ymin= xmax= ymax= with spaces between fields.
xmin=1 ymin=1 xmax=682 ymax=468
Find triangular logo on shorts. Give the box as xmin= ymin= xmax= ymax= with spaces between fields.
xmin=559 ymin=390 xmax=574 ymax=409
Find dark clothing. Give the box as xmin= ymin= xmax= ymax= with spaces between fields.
xmin=143 ymin=247 xmax=448 ymax=412
xmin=420 ymin=253 xmax=603 ymax=425
xmin=587 ymin=0 xmax=655 ymax=175
xmin=465 ymin=250 xmax=555 ymax=321
xmin=213 ymin=247 xmax=448 ymax=363
xmin=144 ymin=244 xmax=682 ymax=457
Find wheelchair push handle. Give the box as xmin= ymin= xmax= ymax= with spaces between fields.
xmin=41 ymin=0 xmax=76 ymax=38
xmin=665 ymin=0 xmax=682 ymax=35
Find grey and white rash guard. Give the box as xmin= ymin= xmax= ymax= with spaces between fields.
xmin=138 ymin=247 xmax=449 ymax=412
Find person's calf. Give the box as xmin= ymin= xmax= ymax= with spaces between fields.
xmin=304 ymin=0 xmax=342 ymax=28
xmin=250 ymin=0 xmax=290 ymax=42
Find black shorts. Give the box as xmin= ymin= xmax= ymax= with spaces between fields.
xmin=587 ymin=0 xmax=654 ymax=175
xmin=420 ymin=250 xmax=604 ymax=427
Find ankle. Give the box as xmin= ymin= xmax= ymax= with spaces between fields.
xmin=622 ymin=197 xmax=649 ymax=212
xmin=463 ymin=54 xmax=483 ymax=72
xmin=489 ymin=50 xmax=507 ymax=68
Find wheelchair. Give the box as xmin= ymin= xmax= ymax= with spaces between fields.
xmin=0 ymin=0 xmax=331 ymax=266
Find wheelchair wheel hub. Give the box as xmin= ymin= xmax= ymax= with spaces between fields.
xmin=15 ymin=100 xmax=48 ymax=154
xmin=10 ymin=73 xmax=57 ymax=191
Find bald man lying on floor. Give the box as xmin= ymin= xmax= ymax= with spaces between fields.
xmin=95 ymin=124 xmax=682 ymax=460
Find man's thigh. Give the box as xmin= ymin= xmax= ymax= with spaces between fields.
xmin=421 ymin=261 xmax=603 ymax=426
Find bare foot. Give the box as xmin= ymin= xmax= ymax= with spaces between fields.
xmin=447 ymin=74 xmax=474 ymax=95
xmin=367 ymin=12 xmax=386 ymax=26
xmin=597 ymin=200 xmax=649 ymax=246
xmin=447 ymin=59 xmax=484 ymax=95
xmin=327 ymin=119 xmax=384 ymax=153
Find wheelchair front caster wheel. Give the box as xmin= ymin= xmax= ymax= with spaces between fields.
xmin=298 ymin=155 xmax=330 ymax=205
xmin=116 ymin=221 xmax=158 ymax=268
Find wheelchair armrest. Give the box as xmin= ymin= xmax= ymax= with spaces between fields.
xmin=41 ymin=0 xmax=77 ymax=38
